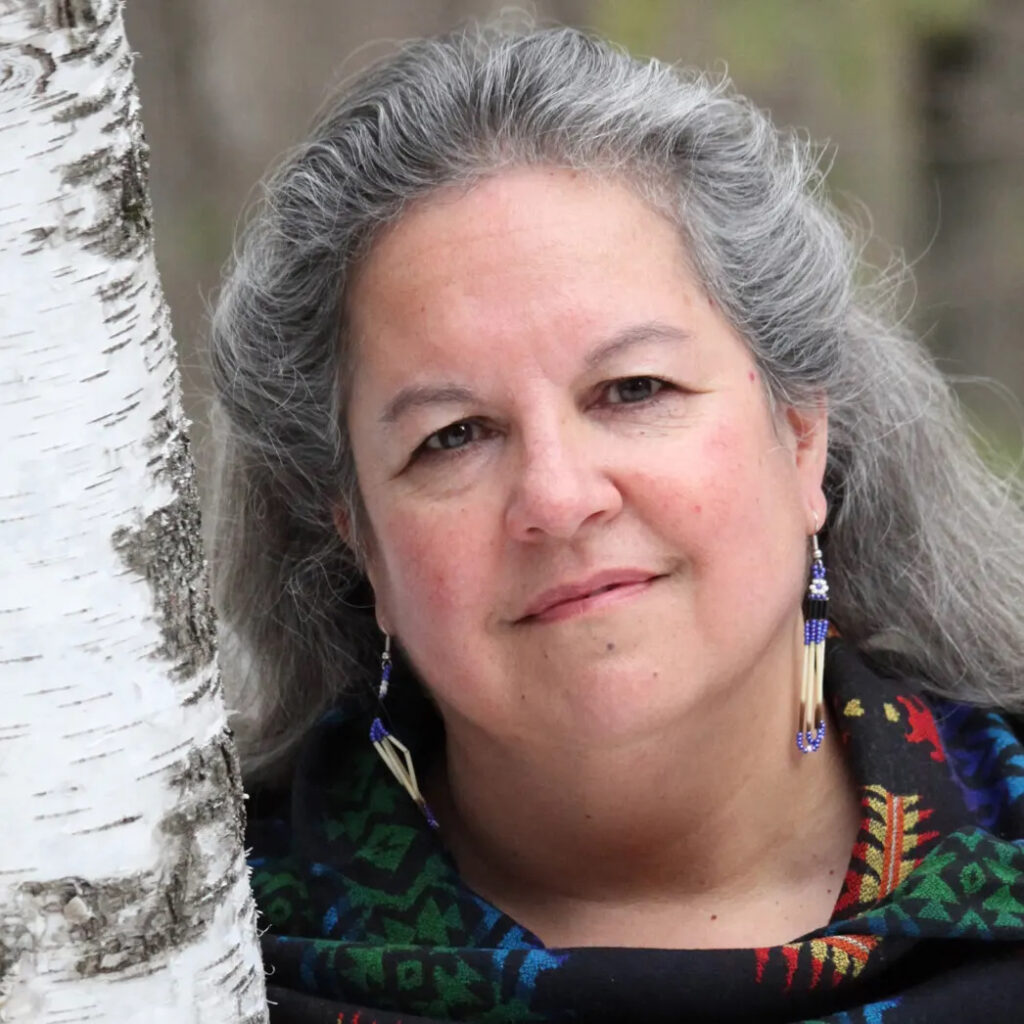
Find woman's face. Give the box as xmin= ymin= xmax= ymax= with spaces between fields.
xmin=344 ymin=168 xmax=827 ymax=747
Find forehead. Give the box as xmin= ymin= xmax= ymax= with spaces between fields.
xmin=344 ymin=167 xmax=694 ymax=355
xmin=359 ymin=166 xmax=677 ymax=262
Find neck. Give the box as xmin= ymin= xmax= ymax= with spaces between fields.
xmin=426 ymin=634 xmax=860 ymax=946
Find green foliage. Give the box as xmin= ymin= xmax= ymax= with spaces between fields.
xmin=710 ymin=0 xmax=809 ymax=81
xmin=707 ymin=0 xmax=982 ymax=100
xmin=594 ymin=0 xmax=985 ymax=102
xmin=896 ymin=0 xmax=983 ymax=32
xmin=593 ymin=0 xmax=671 ymax=53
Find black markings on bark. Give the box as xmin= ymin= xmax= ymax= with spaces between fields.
xmin=74 ymin=137 xmax=153 ymax=258
xmin=0 ymin=934 xmax=15 ymax=988
xmin=24 ymin=225 xmax=57 ymax=256
xmin=118 ymin=142 xmax=152 ymax=237
xmin=60 ymin=36 xmax=100 ymax=63
xmin=54 ymin=0 xmax=97 ymax=30
xmin=102 ymin=303 xmax=133 ymax=325
xmin=54 ymin=87 xmax=114 ymax=123
xmin=101 ymin=335 xmax=132 ymax=356
xmin=18 ymin=44 xmax=57 ymax=95
xmin=75 ymin=813 xmax=142 ymax=834
xmin=62 ymin=145 xmax=114 ymax=185
xmin=59 ymin=96 xmax=154 ymax=259
xmin=164 ymin=729 xmax=247 ymax=851
xmin=0 ymin=732 xmax=248 ymax=981
xmin=97 ymin=272 xmax=139 ymax=303
xmin=112 ymin=413 xmax=216 ymax=682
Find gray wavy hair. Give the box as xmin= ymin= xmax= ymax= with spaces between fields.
xmin=209 ymin=20 xmax=1024 ymax=780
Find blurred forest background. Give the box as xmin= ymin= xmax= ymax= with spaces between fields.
xmin=124 ymin=0 xmax=1024 ymax=498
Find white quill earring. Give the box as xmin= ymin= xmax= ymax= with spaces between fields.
xmin=797 ymin=531 xmax=829 ymax=754
xmin=368 ymin=634 xmax=439 ymax=828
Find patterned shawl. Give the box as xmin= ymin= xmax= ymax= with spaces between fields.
xmin=247 ymin=643 xmax=1024 ymax=1023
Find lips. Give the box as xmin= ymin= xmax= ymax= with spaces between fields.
xmin=518 ymin=569 xmax=661 ymax=622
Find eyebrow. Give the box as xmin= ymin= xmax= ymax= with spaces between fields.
xmin=379 ymin=320 xmax=692 ymax=425
xmin=584 ymin=320 xmax=692 ymax=369
xmin=380 ymin=383 xmax=477 ymax=425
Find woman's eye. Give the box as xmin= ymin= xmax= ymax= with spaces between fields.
xmin=605 ymin=376 xmax=665 ymax=404
xmin=423 ymin=420 xmax=482 ymax=452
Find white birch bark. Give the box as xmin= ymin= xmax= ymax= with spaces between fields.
xmin=0 ymin=2 xmax=267 ymax=1020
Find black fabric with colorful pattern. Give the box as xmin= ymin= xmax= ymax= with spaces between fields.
xmin=248 ymin=642 xmax=1024 ymax=1023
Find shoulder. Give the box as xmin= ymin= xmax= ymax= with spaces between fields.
xmin=929 ymin=695 xmax=1024 ymax=840
xmin=828 ymin=639 xmax=1024 ymax=840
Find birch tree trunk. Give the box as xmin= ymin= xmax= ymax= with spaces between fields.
xmin=0 ymin=2 xmax=267 ymax=1020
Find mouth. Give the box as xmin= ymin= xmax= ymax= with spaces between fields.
xmin=518 ymin=570 xmax=663 ymax=624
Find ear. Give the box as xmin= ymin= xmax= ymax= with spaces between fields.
xmin=783 ymin=402 xmax=829 ymax=532
xmin=331 ymin=503 xmax=352 ymax=547
xmin=331 ymin=502 xmax=394 ymax=635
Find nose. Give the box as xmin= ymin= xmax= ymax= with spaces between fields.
xmin=504 ymin=414 xmax=623 ymax=542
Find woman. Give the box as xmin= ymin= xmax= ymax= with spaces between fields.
xmin=209 ymin=22 xmax=1024 ymax=1024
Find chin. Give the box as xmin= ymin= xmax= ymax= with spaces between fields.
xmin=541 ymin=658 xmax=702 ymax=745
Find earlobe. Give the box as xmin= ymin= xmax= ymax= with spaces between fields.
xmin=372 ymin=585 xmax=395 ymax=638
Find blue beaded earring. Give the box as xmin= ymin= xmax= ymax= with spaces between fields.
xmin=369 ymin=634 xmax=439 ymax=829
xmin=797 ymin=532 xmax=829 ymax=754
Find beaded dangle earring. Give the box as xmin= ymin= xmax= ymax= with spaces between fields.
xmin=797 ymin=532 xmax=829 ymax=754
xmin=368 ymin=634 xmax=439 ymax=829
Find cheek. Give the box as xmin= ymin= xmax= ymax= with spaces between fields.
xmin=371 ymin=503 xmax=494 ymax=624
xmin=692 ymin=421 xmax=807 ymax=598
xmin=642 ymin=419 xmax=759 ymax=522
xmin=699 ymin=414 xmax=795 ymax=512
xmin=635 ymin=415 xmax=797 ymax=578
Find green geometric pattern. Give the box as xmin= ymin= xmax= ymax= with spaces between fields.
xmin=831 ymin=829 xmax=1024 ymax=940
